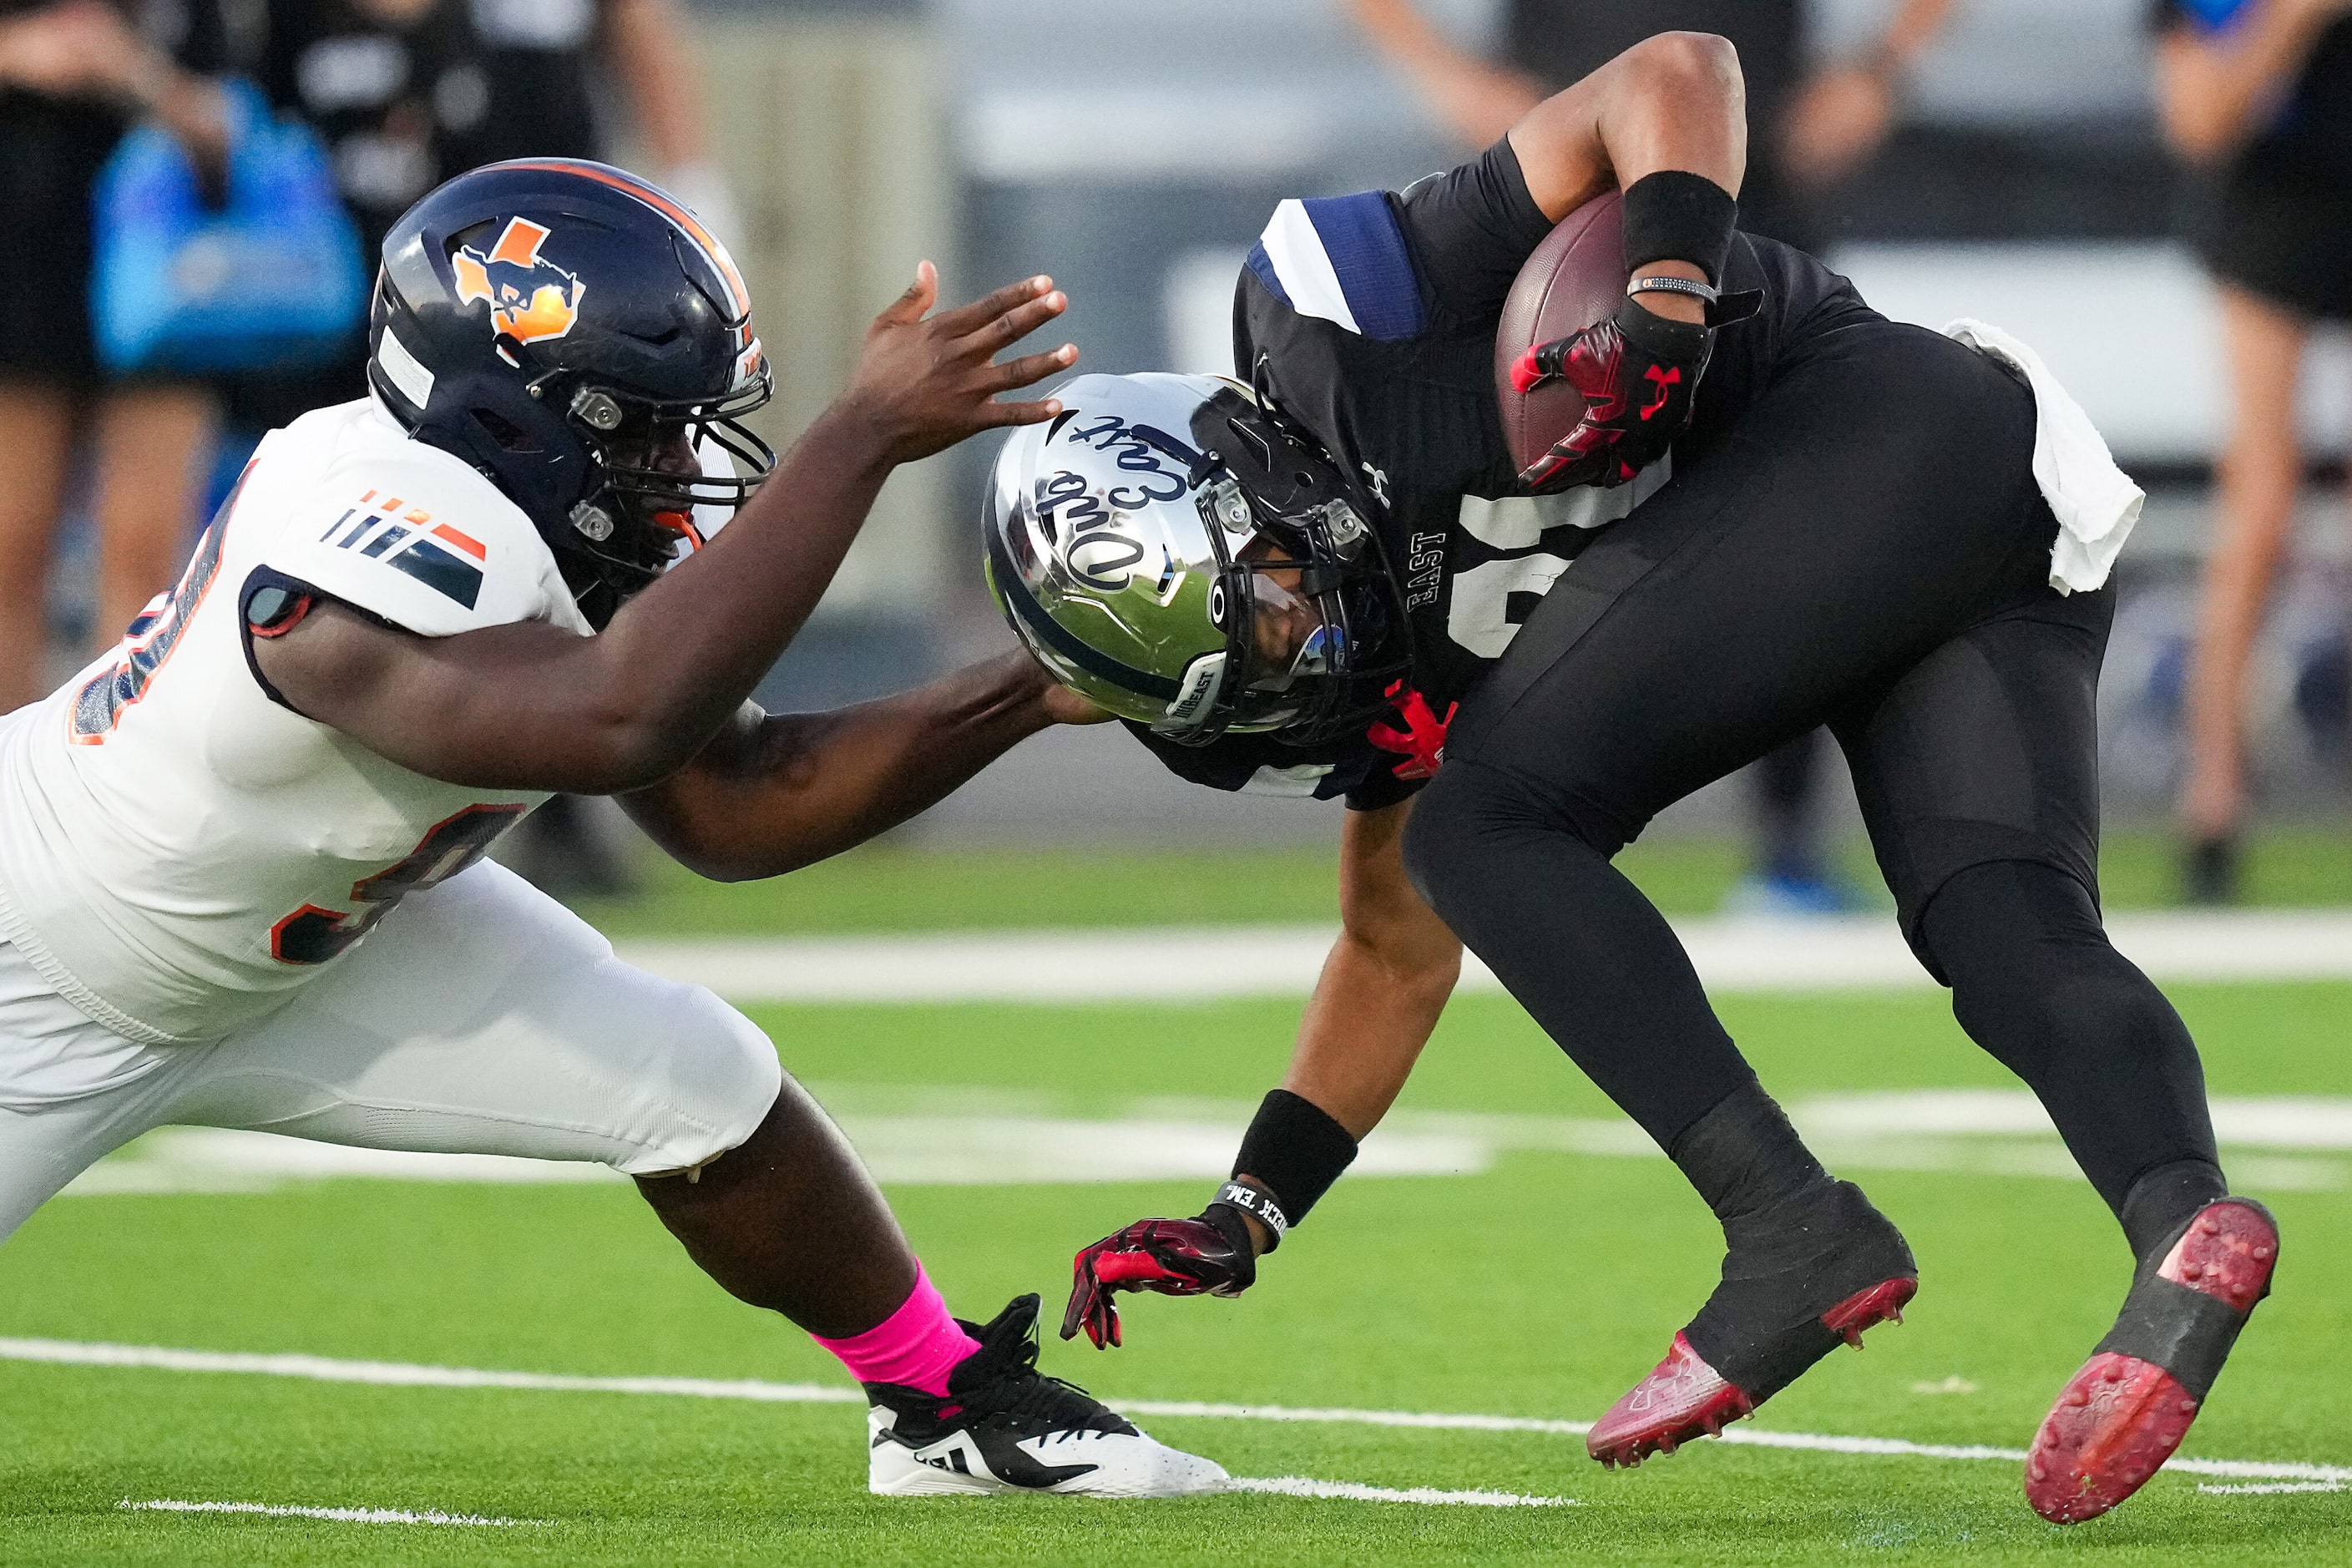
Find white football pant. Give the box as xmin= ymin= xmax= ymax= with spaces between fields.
xmin=0 ymin=860 xmax=783 ymax=1243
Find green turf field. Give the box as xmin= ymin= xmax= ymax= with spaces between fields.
xmin=3 ymin=948 xmax=2345 ymax=1563
xmin=569 ymin=823 xmax=2352 ymax=938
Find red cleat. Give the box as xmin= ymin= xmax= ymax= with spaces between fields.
xmin=1587 ymin=1277 xmax=1915 ymax=1469
xmin=2026 ymin=1198 xmax=2279 ymax=1524
xmin=1586 ymin=1333 xmax=1752 ymax=1469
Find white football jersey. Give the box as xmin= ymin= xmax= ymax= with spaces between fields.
xmin=0 ymin=397 xmax=591 ymax=1045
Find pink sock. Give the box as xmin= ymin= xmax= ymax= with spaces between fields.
xmin=812 ymin=1263 xmax=979 ymax=1397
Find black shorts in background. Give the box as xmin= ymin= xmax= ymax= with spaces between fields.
xmin=2198 ymin=161 xmax=2352 ymax=321
xmin=2152 ymin=0 xmax=2352 ymax=319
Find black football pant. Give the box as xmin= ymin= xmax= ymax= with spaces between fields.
xmin=1404 ymin=316 xmax=2221 ymax=1237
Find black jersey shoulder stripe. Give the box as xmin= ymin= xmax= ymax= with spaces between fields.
xmin=386 ymin=537 xmax=484 ymax=609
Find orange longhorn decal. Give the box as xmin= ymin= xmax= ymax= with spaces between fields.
xmin=452 ymin=217 xmax=585 ymax=348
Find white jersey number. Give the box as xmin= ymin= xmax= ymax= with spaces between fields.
xmin=1444 ymin=552 xmax=1574 ymax=660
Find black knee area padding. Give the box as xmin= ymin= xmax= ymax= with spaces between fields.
xmin=1397 ymin=763 xmax=1476 ymax=918
xmin=1401 ymin=761 xmax=1530 ymax=918
xmin=1919 ymin=859 xmax=2219 ymax=1219
xmin=1403 ymin=759 xmax=1618 ymax=918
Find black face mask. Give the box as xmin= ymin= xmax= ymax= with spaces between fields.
xmin=549 ymin=376 xmax=776 ymax=629
xmin=1177 ymin=379 xmax=1415 ymax=747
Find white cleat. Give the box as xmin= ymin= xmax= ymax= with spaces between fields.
xmin=862 ymin=1295 xmax=1227 ymax=1498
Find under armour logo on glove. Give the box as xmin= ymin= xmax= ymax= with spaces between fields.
xmin=1368 ymin=680 xmax=1456 ymax=781
xmin=1512 ymin=294 xmax=1747 ymax=493
xmin=1640 ymin=364 xmax=1682 ymax=420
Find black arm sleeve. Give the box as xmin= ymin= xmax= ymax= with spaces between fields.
xmin=1391 ymin=138 xmax=1558 ymax=326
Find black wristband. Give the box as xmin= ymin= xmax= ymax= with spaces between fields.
xmin=1231 ymin=1089 xmax=1358 ymax=1232
xmin=1620 ymin=169 xmax=1738 ymax=288
xmin=1206 ymin=1181 xmax=1288 ymax=1252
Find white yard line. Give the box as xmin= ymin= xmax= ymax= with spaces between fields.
xmin=13 ymin=1338 xmax=2346 ymax=1491
xmin=1232 ymin=1477 xmax=1576 ymax=1507
xmin=60 ymin=1092 xmax=2352 ymax=1196
xmin=2197 ymin=1481 xmax=2345 ymax=1496
xmin=119 ymin=1498 xmax=539 ymax=1525
xmin=612 ymin=908 xmax=2352 ymax=1004
xmin=0 ymin=1337 xmax=861 ymax=1404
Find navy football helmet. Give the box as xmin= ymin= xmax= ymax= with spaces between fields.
xmin=367 ymin=159 xmax=774 ymax=627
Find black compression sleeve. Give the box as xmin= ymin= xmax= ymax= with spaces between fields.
xmin=1621 ymin=170 xmax=1739 ymax=287
xmin=1232 ymin=1090 xmax=1359 ymax=1227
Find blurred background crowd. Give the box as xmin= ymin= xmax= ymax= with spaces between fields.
xmin=7 ymin=0 xmax=2351 ymax=907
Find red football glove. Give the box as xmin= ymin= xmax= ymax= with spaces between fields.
xmin=1061 ymin=1209 xmax=1257 ymax=1348
xmin=1510 ymin=296 xmax=1721 ymax=493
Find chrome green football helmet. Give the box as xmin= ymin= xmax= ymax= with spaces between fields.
xmin=984 ymin=371 xmax=1408 ymax=745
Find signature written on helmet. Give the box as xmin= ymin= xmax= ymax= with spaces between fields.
xmin=451 ymin=217 xmax=585 ymax=357
xmin=1033 ymin=413 xmax=1206 ymax=594
xmin=1060 ymin=415 xmax=1193 ymax=507
xmin=1036 ymin=470 xmax=1146 ymax=593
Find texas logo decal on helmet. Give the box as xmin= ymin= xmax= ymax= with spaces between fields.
xmin=451 ymin=217 xmax=584 ymax=361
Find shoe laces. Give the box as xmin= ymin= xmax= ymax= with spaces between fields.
xmin=951 ymin=1295 xmax=1127 ymax=1436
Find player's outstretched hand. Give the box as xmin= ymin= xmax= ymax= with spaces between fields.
xmin=1061 ymin=1211 xmax=1256 ymax=1349
xmin=837 ymin=262 xmax=1076 ymax=467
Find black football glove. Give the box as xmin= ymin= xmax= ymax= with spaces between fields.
xmin=1060 ymin=1204 xmax=1257 ymax=1349
xmin=1509 ymin=292 xmax=1752 ymax=492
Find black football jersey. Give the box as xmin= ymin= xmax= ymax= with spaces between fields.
xmin=1128 ymin=139 xmax=1869 ymax=810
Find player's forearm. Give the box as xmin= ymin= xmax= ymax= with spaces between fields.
xmin=1217 ymin=798 xmax=1458 ymax=1254
xmin=1269 ymin=797 xmax=1463 ymax=1141
xmin=574 ymin=405 xmax=900 ymax=784
xmin=1277 ymin=925 xmax=1460 ymax=1139
xmin=1223 ymin=922 xmax=1458 ymax=1257
xmin=620 ymin=652 xmax=1061 ymax=880
xmin=275 ymin=407 xmax=901 ymax=797
xmin=569 ymin=274 xmax=1070 ymax=788
xmin=1509 ymin=30 xmax=1746 ymax=220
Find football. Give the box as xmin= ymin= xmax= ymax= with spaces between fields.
xmin=1493 ymin=189 xmax=1624 ymax=478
